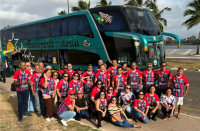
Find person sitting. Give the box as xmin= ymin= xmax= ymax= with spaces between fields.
xmin=132 ymin=91 xmax=149 ymax=124
xmin=74 ymin=90 xmax=89 ymax=121
xmin=160 ymin=88 xmax=176 ymax=120
xmin=57 ymin=90 xmax=76 ymax=126
xmin=108 ymin=96 xmax=141 ymax=128
xmin=93 ymin=91 xmax=107 ymax=129
xmin=118 ymin=86 xmax=134 ymax=117
xmin=144 ymin=85 xmax=160 ymax=121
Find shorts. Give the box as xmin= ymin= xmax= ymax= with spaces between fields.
xmin=175 ymin=97 xmax=183 ymax=105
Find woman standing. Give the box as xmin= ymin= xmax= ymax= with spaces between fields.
xmin=93 ymin=91 xmax=107 ymax=129
xmin=69 ymin=73 xmax=83 ymax=92
xmin=40 ymin=69 xmax=57 ymax=122
xmin=106 ymin=86 xmax=117 ymax=105
xmin=144 ymin=85 xmax=160 ymax=121
xmin=57 ymin=73 xmax=69 ymax=106
xmin=75 ymin=90 xmax=90 ymax=121
xmin=133 ymin=91 xmax=149 ymax=124
xmin=57 ymin=90 xmax=76 ymax=126
xmin=160 ymin=88 xmax=176 ymax=120
xmin=108 ymin=96 xmax=141 ymax=128
xmin=52 ymin=72 xmax=60 ymax=107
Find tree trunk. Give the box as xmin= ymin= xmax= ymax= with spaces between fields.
xmin=197 ymin=39 xmax=199 ymax=54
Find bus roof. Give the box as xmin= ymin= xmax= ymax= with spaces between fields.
xmin=0 ymin=10 xmax=89 ymax=31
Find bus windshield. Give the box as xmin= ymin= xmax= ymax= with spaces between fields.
xmin=124 ymin=7 xmax=161 ymax=36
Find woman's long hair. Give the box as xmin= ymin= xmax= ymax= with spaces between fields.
xmin=52 ymin=71 xmax=61 ymax=80
xmin=40 ymin=69 xmax=51 ymax=79
xmin=62 ymin=72 xmax=70 ymax=83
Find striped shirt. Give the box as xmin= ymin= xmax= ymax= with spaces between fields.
xmin=95 ymin=71 xmax=110 ymax=88
xmin=69 ymin=80 xmax=83 ymax=92
xmin=126 ymin=69 xmax=142 ymax=89
xmin=108 ymin=103 xmax=122 ymax=115
xmin=83 ymin=81 xmax=92 ymax=94
xmin=156 ymin=70 xmax=172 ymax=89
xmin=107 ymin=66 xmax=117 ymax=80
xmin=82 ymin=71 xmax=96 ymax=83
xmin=31 ymin=73 xmax=42 ymax=91
xmin=40 ymin=77 xmax=55 ymax=96
xmin=14 ymin=69 xmax=31 ymax=91
xmin=57 ymin=96 xmax=71 ymax=115
xmin=142 ymin=70 xmax=155 ymax=89
xmin=57 ymin=79 xmax=69 ymax=96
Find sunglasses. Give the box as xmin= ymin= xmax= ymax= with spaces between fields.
xmin=74 ymin=75 xmax=79 ymax=77
xmin=26 ymin=65 xmax=30 ymax=67
xmin=63 ymin=76 xmax=68 ymax=77
xmin=161 ymin=65 xmax=166 ymax=67
xmin=147 ymin=66 xmax=152 ymax=68
xmin=100 ymin=94 xmax=105 ymax=96
xmin=53 ymin=74 xmax=58 ymax=76
xmin=77 ymin=93 xmax=82 ymax=95
xmin=126 ymin=87 xmax=131 ymax=89
xmin=69 ymin=94 xmax=75 ymax=95
xmin=112 ymin=99 xmax=117 ymax=101
xmin=88 ymin=67 xmax=92 ymax=68
xmin=139 ymin=94 xmax=144 ymax=95
xmin=97 ymin=83 xmax=102 ymax=85
xmin=108 ymin=89 xmax=113 ymax=91
xmin=64 ymin=68 xmax=68 ymax=69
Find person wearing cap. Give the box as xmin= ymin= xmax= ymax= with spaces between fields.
xmin=77 ymin=68 xmax=84 ymax=80
xmin=58 ymin=64 xmax=68 ymax=78
xmin=142 ymin=63 xmax=155 ymax=94
xmin=82 ymin=64 xmax=96 ymax=84
xmin=169 ymin=67 xmax=189 ymax=119
xmin=57 ymin=90 xmax=76 ymax=126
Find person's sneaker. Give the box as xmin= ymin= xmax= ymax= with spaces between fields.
xmin=18 ymin=118 xmax=22 ymax=122
xmin=23 ymin=113 xmax=32 ymax=117
xmin=152 ymin=117 xmax=157 ymax=121
xmin=45 ymin=117 xmax=51 ymax=122
xmin=50 ymin=117 xmax=57 ymax=121
xmin=67 ymin=118 xmax=76 ymax=122
xmin=61 ymin=119 xmax=68 ymax=126
xmin=37 ymin=114 xmax=41 ymax=117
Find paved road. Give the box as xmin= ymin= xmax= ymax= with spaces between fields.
xmin=0 ymin=71 xmax=200 ymax=131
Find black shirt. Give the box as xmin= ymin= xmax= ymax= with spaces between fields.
xmin=75 ymin=97 xmax=87 ymax=107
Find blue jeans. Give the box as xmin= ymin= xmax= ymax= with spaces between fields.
xmin=6 ymin=68 xmax=11 ymax=77
xmin=132 ymin=109 xmax=149 ymax=124
xmin=76 ymin=110 xmax=89 ymax=121
xmin=38 ymin=90 xmax=46 ymax=115
xmin=17 ymin=90 xmax=30 ymax=119
xmin=28 ymin=90 xmax=34 ymax=112
xmin=113 ymin=114 xmax=134 ymax=127
xmin=124 ymin=105 xmax=134 ymax=117
xmin=59 ymin=111 xmax=76 ymax=121
xmin=34 ymin=91 xmax=44 ymax=115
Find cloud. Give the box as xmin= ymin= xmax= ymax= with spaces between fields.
xmin=0 ymin=0 xmax=199 ymax=39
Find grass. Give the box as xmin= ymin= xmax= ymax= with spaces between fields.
xmin=166 ymin=60 xmax=200 ymax=71
xmin=0 ymin=93 xmax=97 ymax=131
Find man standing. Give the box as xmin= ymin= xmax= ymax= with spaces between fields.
xmin=33 ymin=62 xmax=45 ymax=74
xmin=170 ymin=67 xmax=189 ymax=119
xmin=156 ymin=62 xmax=172 ymax=98
xmin=142 ymin=63 xmax=155 ymax=94
xmin=107 ymin=60 xmax=118 ymax=82
xmin=14 ymin=61 xmax=32 ymax=122
xmin=94 ymin=59 xmax=103 ymax=73
xmin=82 ymin=64 xmax=96 ymax=84
xmin=4 ymin=57 xmax=11 ymax=78
xmin=95 ymin=64 xmax=110 ymax=90
xmin=126 ymin=62 xmax=142 ymax=94
xmin=0 ymin=55 xmax=6 ymax=83
xmin=67 ymin=63 xmax=76 ymax=80
xmin=26 ymin=62 xmax=34 ymax=113
xmin=31 ymin=65 xmax=45 ymax=117
xmin=58 ymin=64 xmax=68 ymax=78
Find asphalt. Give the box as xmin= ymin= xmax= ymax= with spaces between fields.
xmin=0 ymin=71 xmax=200 ymax=131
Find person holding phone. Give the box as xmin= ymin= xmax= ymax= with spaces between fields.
xmin=40 ymin=69 xmax=57 ymax=122
xmin=75 ymin=90 xmax=89 ymax=121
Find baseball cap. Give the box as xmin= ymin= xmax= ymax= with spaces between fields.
xmin=77 ymin=68 xmax=82 ymax=71
xmin=68 ymin=90 xmax=75 ymax=94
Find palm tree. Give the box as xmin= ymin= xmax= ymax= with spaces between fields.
xmin=95 ymin=0 xmax=112 ymax=7
xmin=182 ymin=0 xmax=200 ymax=54
xmin=71 ymin=0 xmax=90 ymax=12
xmin=148 ymin=0 xmax=171 ymax=32
xmin=124 ymin=0 xmax=150 ymax=7
xmin=58 ymin=10 xmax=67 ymax=15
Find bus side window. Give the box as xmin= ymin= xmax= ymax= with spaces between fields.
xmin=51 ymin=20 xmax=62 ymax=37
xmin=1 ymin=31 xmax=7 ymax=42
xmin=37 ymin=22 xmax=51 ymax=38
xmin=6 ymin=29 xmax=14 ymax=41
xmin=26 ymin=24 xmax=37 ymax=39
xmin=15 ymin=28 xmax=25 ymax=40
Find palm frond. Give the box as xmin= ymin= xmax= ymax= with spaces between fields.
xmin=183 ymin=9 xmax=197 ymax=16
xmin=182 ymin=15 xmax=200 ymax=30
xmin=108 ymin=1 xmax=112 ymax=5
xmin=158 ymin=7 xmax=171 ymax=15
xmin=158 ymin=20 xmax=164 ymax=32
xmin=88 ymin=0 xmax=90 ymax=8
xmin=71 ymin=6 xmax=82 ymax=12
xmin=78 ymin=1 xmax=88 ymax=10
xmin=159 ymin=18 xmax=167 ymax=26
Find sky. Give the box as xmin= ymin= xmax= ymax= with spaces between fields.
xmin=0 ymin=0 xmax=199 ymax=39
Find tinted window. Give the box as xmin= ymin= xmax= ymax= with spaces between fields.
xmin=7 ymin=29 xmax=14 ymax=41
xmin=51 ymin=20 xmax=62 ymax=36
xmin=15 ymin=28 xmax=25 ymax=40
xmin=1 ymin=31 xmax=6 ymax=42
xmin=91 ymin=11 xmax=127 ymax=32
xmin=26 ymin=24 xmax=37 ymax=39
xmin=69 ymin=15 xmax=92 ymax=35
xmin=61 ymin=19 xmax=68 ymax=36
xmin=64 ymin=50 xmax=100 ymax=66
xmin=37 ymin=22 xmax=51 ymax=38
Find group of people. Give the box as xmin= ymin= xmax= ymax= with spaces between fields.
xmin=13 ymin=59 xmax=189 ymax=129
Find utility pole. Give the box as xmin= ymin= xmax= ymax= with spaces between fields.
xmin=67 ymin=0 xmax=69 ymax=14
xmin=197 ymin=32 xmax=200 ymax=54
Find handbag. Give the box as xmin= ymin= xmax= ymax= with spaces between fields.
xmin=111 ymin=114 xmax=121 ymax=122
xmin=10 ymin=82 xmax=16 ymax=91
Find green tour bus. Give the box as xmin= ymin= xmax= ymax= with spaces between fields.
xmin=0 ymin=6 xmax=181 ymax=71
